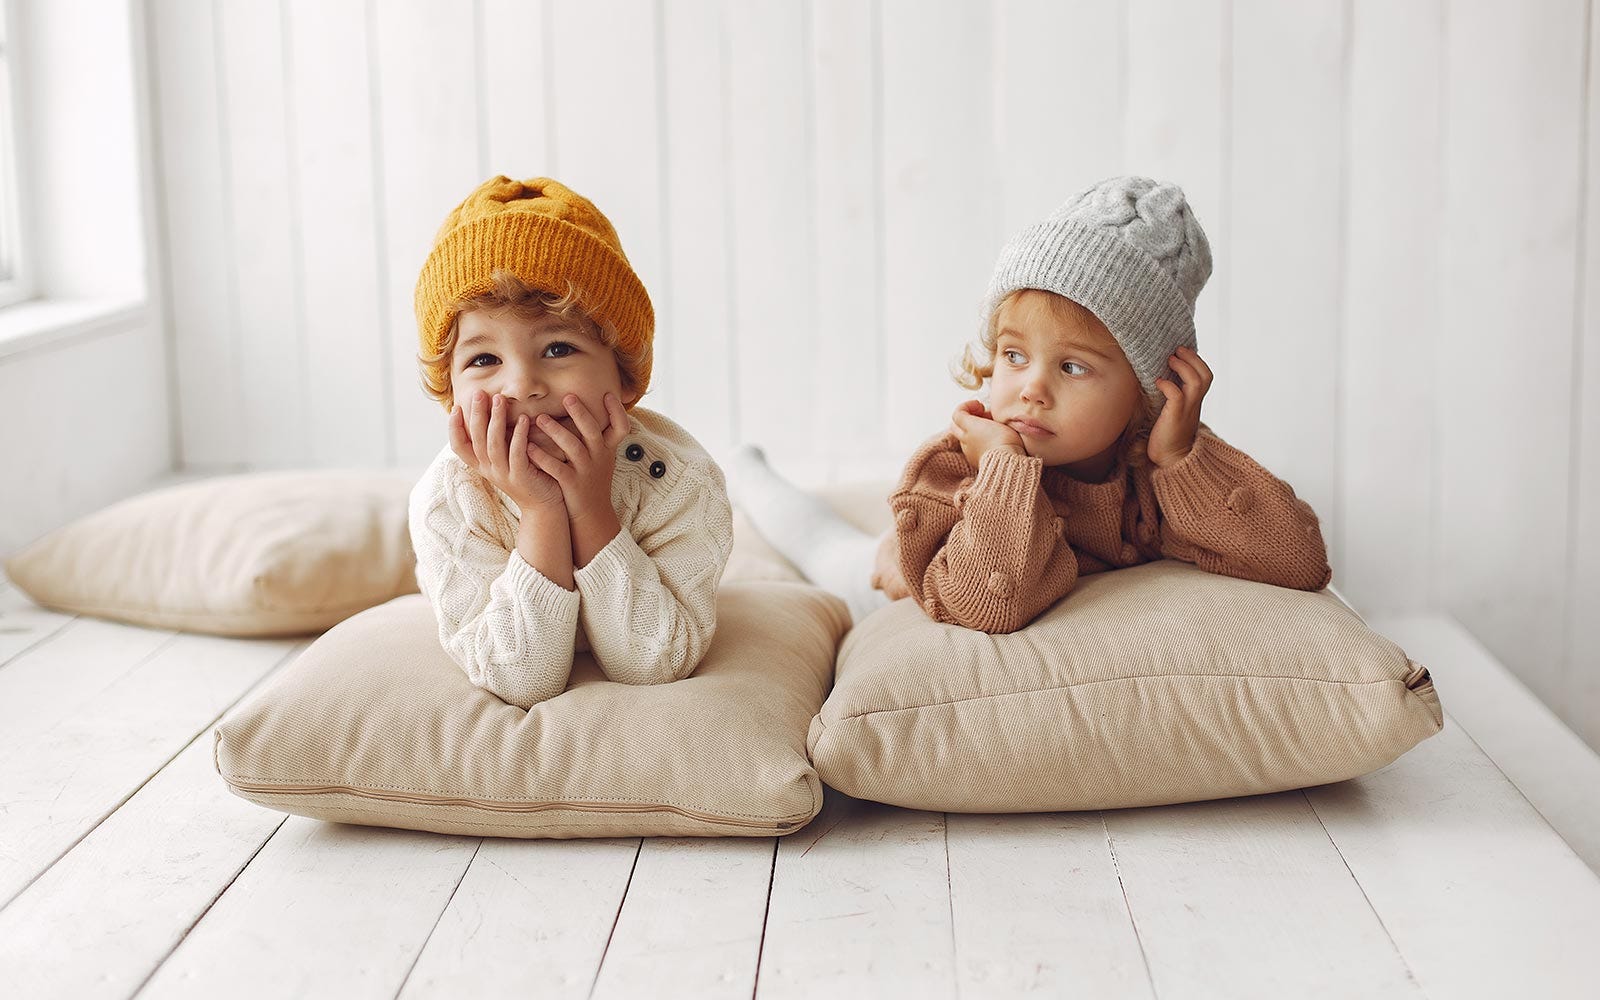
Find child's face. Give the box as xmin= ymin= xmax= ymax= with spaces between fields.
xmin=450 ymin=307 xmax=636 ymax=455
xmin=986 ymin=290 xmax=1142 ymax=471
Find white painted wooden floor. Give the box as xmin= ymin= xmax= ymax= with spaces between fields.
xmin=4 ymin=574 xmax=1600 ymax=1000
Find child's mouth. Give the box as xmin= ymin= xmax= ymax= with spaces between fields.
xmin=1008 ymin=419 xmax=1054 ymax=438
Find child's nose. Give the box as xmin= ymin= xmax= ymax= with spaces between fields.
xmin=499 ymin=365 xmax=545 ymax=400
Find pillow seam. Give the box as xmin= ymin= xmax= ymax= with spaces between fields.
xmin=831 ymin=672 xmax=1423 ymax=724
xmin=258 ymin=800 xmax=808 ymax=833
xmin=221 ymin=774 xmax=808 ymax=823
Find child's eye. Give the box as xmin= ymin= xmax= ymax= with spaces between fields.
xmin=1002 ymin=349 xmax=1025 ymax=365
xmin=543 ymin=341 xmax=577 ymax=359
xmin=467 ymin=353 xmax=498 ymax=368
xmin=1062 ymin=361 xmax=1088 ymax=376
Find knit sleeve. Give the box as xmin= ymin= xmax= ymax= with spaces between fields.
xmin=573 ymin=454 xmax=734 ymax=685
xmin=408 ymin=458 xmax=580 ymax=709
xmin=889 ymin=437 xmax=1078 ymax=634
xmin=1150 ymin=428 xmax=1333 ymax=591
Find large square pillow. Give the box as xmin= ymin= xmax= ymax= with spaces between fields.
xmin=4 ymin=471 xmax=420 ymax=637
xmin=809 ymin=558 xmax=1444 ymax=812
xmin=214 ymin=581 xmax=849 ymax=838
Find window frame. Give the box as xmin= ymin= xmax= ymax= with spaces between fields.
xmin=0 ymin=0 xmax=31 ymax=310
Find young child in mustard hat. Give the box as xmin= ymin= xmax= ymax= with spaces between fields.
xmin=731 ymin=175 xmax=1332 ymax=633
xmin=408 ymin=176 xmax=733 ymax=708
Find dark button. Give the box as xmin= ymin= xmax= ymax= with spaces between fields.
xmin=625 ymin=443 xmax=645 ymax=462
xmin=648 ymin=460 xmax=667 ymax=479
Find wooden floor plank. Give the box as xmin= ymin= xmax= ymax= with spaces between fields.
xmin=396 ymin=837 xmax=641 ymax=999
xmin=136 ymin=818 xmax=480 ymax=1000
xmin=0 ymin=617 xmax=177 ymax=742
xmin=1306 ymin=716 xmax=1600 ymax=1000
xmin=0 ymin=576 xmax=77 ymax=666
xmin=0 ymin=633 xmax=303 ymax=905
xmin=0 ymin=732 xmax=286 ymax=1000
xmin=945 ymin=812 xmax=1153 ymax=998
xmin=757 ymin=791 xmax=955 ymax=1000
xmin=1370 ymin=613 xmax=1600 ymax=873
xmin=1103 ymin=790 xmax=1421 ymax=999
xmin=591 ymin=837 xmax=776 ymax=1000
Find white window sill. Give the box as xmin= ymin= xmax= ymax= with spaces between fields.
xmin=0 ymin=296 xmax=148 ymax=360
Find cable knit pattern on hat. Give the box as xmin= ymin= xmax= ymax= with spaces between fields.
xmin=981 ymin=175 xmax=1213 ymax=399
xmin=887 ymin=422 xmax=1332 ymax=634
xmin=408 ymin=407 xmax=733 ymax=708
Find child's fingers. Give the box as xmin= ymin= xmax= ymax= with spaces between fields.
xmin=487 ymin=394 xmax=508 ymax=474
xmin=535 ymin=413 xmax=586 ymax=465
xmin=562 ymin=394 xmax=604 ymax=451
xmin=509 ymin=414 xmax=530 ymax=473
xmin=468 ymin=391 xmax=491 ymax=467
xmin=601 ymin=393 xmax=631 ymax=448
xmin=1177 ymin=345 xmax=1213 ymax=384
xmin=527 ymin=442 xmax=572 ymax=485
xmin=447 ymin=405 xmax=475 ymax=468
xmin=1169 ymin=355 xmax=1206 ymax=398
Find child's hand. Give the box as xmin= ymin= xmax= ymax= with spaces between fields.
xmin=1148 ymin=345 xmax=1213 ymax=468
xmin=526 ymin=393 xmax=632 ymax=523
xmin=449 ymin=390 xmax=565 ymax=513
xmin=949 ymin=400 xmax=1025 ymax=471
xmin=870 ymin=529 xmax=912 ymax=601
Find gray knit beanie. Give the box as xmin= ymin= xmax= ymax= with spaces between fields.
xmin=980 ymin=176 xmax=1212 ymax=399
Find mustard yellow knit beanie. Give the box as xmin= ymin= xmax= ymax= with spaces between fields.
xmin=414 ymin=175 xmax=654 ymax=408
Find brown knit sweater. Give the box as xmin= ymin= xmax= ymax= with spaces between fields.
xmin=888 ymin=422 xmax=1333 ymax=634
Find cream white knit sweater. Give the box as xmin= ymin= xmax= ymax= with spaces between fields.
xmin=408 ymin=407 xmax=734 ymax=709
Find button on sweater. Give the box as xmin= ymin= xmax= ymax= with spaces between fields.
xmin=408 ymin=406 xmax=734 ymax=708
xmin=889 ymin=422 xmax=1333 ymax=634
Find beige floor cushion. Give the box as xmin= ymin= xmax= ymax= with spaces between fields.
xmin=4 ymin=471 xmax=419 ymax=637
xmin=215 ymin=581 xmax=849 ymax=838
xmin=811 ymin=558 xmax=1444 ymax=812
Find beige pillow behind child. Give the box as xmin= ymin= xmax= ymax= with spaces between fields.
xmin=4 ymin=471 xmax=419 ymax=637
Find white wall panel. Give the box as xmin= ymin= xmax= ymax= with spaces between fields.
xmin=811 ymin=0 xmax=887 ymax=481
xmin=0 ymin=322 xmax=172 ymax=557
xmin=1226 ymin=0 xmax=1346 ymax=571
xmin=372 ymin=0 xmax=482 ymax=468
xmin=995 ymin=0 xmax=1125 ymax=236
xmin=880 ymin=0 xmax=1000 ymax=455
xmin=659 ymin=0 xmax=736 ymax=455
xmin=1439 ymin=0 xmax=1586 ymax=708
xmin=1572 ymin=0 xmax=1600 ymax=751
xmin=218 ymin=0 xmax=306 ymax=469
xmin=1341 ymin=0 xmax=1443 ymax=616
xmin=149 ymin=0 xmax=236 ymax=467
xmin=726 ymin=0 xmax=816 ymax=464
xmin=482 ymin=0 xmax=552 ymax=179
xmin=286 ymin=0 xmax=391 ymax=468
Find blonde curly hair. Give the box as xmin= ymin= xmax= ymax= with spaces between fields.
xmin=418 ymin=270 xmax=651 ymax=409
xmin=951 ymin=288 xmax=1164 ymax=469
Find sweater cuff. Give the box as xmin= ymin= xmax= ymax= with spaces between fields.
xmin=1152 ymin=432 xmax=1248 ymax=515
xmin=505 ymin=548 xmax=581 ymax=620
xmin=573 ymin=526 xmax=644 ymax=595
xmin=969 ymin=447 xmax=1044 ymax=509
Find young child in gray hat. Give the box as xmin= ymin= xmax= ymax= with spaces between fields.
xmin=732 ymin=176 xmax=1332 ymax=633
